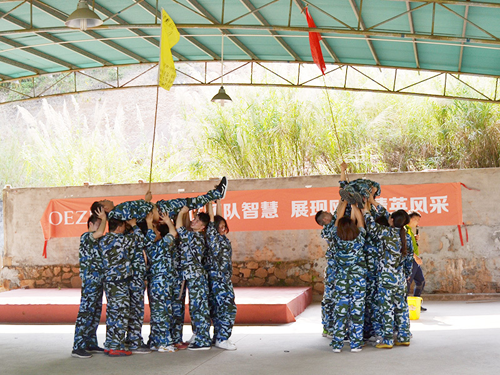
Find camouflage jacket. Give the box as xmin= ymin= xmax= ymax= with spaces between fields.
xmin=146 ymin=233 xmax=176 ymax=278
xmin=205 ymin=222 xmax=233 ymax=281
xmin=177 ymin=227 xmax=208 ymax=280
xmin=79 ymin=231 xmax=102 ymax=278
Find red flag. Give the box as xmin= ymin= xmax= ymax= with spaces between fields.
xmin=305 ymin=7 xmax=326 ymax=75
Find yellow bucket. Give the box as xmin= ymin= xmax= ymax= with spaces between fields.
xmin=408 ymin=296 xmax=422 ymax=320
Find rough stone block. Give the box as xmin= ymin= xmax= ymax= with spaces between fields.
xmin=42 ymin=269 xmax=53 ymax=278
xmin=241 ymin=269 xmax=251 ymax=278
xmin=53 ymin=267 xmax=61 ymax=276
xmin=71 ymin=276 xmax=82 ymax=288
xmin=274 ymin=268 xmax=287 ymax=280
xmin=62 ymin=273 xmax=72 ymax=280
xmin=299 ymin=274 xmax=312 ymax=283
xmin=246 ymin=261 xmax=259 ymax=270
xmin=20 ymin=280 xmax=35 ymax=289
xmin=268 ymin=275 xmax=277 ymax=285
xmin=255 ymin=268 xmax=268 ymax=278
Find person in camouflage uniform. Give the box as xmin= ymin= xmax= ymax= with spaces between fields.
xmin=363 ymin=194 xmax=413 ymax=349
xmin=205 ymin=201 xmax=237 ymax=350
xmin=71 ymin=207 xmax=107 ymax=359
xmin=170 ymin=241 xmax=188 ymax=349
xmin=176 ymin=206 xmax=212 ymax=350
xmin=145 ymin=214 xmax=178 ymax=353
xmin=329 ymin=199 xmax=367 ymax=353
xmin=125 ymin=214 xmax=156 ymax=353
xmin=99 ymin=215 xmax=153 ymax=356
xmin=315 ymin=208 xmax=338 ymax=338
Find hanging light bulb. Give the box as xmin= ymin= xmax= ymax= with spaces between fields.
xmin=65 ymin=0 xmax=103 ymax=31
xmin=211 ymin=34 xmax=232 ymax=106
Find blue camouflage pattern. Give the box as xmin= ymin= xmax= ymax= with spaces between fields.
xmin=330 ymin=226 xmax=367 ymax=350
xmin=156 ymin=189 xmax=222 ymax=218
xmin=108 ymin=200 xmax=154 ymax=221
xmin=73 ymin=232 xmax=103 ymax=350
xmin=206 ymin=223 xmax=237 ymax=341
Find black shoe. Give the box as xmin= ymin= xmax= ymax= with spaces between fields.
xmin=215 ymin=176 xmax=228 ymax=199
xmin=71 ymin=349 xmax=92 ymax=359
xmin=420 ymin=306 xmax=427 ymax=311
xmin=339 ymin=189 xmax=356 ymax=205
xmin=187 ymin=342 xmax=211 ymax=351
xmin=86 ymin=345 xmax=104 ymax=353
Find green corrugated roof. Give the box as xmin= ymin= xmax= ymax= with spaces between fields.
xmin=0 ymin=0 xmax=499 ymax=79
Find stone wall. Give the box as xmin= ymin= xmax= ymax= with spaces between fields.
xmin=2 ymin=169 xmax=500 ymax=295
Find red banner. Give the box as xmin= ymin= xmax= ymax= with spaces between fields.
xmin=40 ymin=183 xmax=462 ymax=256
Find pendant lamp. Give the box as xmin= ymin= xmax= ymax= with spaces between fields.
xmin=65 ymin=0 xmax=103 ymax=31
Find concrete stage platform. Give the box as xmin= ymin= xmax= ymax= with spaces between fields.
xmin=0 ymin=287 xmax=312 ymax=325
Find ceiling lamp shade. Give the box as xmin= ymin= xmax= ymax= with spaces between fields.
xmin=211 ymin=86 xmax=232 ymax=106
xmin=65 ymin=0 xmax=103 ymax=31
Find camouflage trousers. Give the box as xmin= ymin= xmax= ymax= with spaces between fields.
xmin=73 ymin=272 xmax=103 ymax=350
xmin=148 ymin=275 xmax=173 ymax=347
xmin=321 ymin=269 xmax=336 ymax=334
xmin=156 ymin=189 xmax=222 ymax=218
xmin=186 ymin=275 xmax=211 ymax=346
xmin=108 ymin=201 xmax=154 ymax=221
xmin=126 ymin=277 xmax=146 ymax=348
xmin=343 ymin=179 xmax=380 ymax=199
xmin=363 ymin=274 xmax=380 ymax=339
xmin=103 ymin=280 xmax=130 ymax=350
xmin=330 ymin=276 xmax=366 ymax=350
xmin=377 ymin=284 xmax=410 ymax=345
xmin=208 ymin=276 xmax=237 ymax=341
xmin=170 ymin=277 xmax=186 ymax=344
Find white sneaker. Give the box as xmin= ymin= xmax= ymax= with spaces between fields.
xmin=351 ymin=347 xmax=362 ymax=353
xmin=188 ymin=334 xmax=197 ymax=344
xmin=214 ymin=339 xmax=237 ymax=351
xmin=158 ymin=345 xmax=178 ymax=353
xmin=332 ymin=348 xmax=341 ymax=353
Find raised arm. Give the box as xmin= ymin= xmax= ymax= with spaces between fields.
xmin=340 ymin=161 xmax=348 ymax=181
xmin=216 ymin=199 xmax=223 ymax=217
xmin=145 ymin=190 xmax=152 ymax=202
xmin=334 ymin=199 xmax=348 ymax=227
xmin=351 ymin=205 xmax=365 ymax=228
xmin=91 ymin=207 xmax=107 ymax=239
xmin=207 ymin=202 xmax=215 ymax=222
xmin=160 ymin=213 xmax=178 ymax=238
xmin=176 ymin=206 xmax=189 ymax=229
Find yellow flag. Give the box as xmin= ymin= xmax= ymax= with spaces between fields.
xmin=159 ymin=9 xmax=180 ymax=90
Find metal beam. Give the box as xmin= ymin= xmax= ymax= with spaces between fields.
xmin=186 ymin=0 xmax=259 ymax=60
xmin=0 ymin=36 xmax=76 ymax=69
xmin=388 ymin=0 xmax=500 ymax=9
xmin=0 ymin=10 xmax=112 ymax=66
xmin=458 ymin=2 xmax=470 ymax=72
xmin=91 ymin=2 xmax=187 ymax=61
xmin=31 ymin=0 xmax=149 ymax=63
xmin=241 ymin=0 xmax=299 ymax=60
xmin=0 ymin=55 xmax=45 ymax=74
xmin=135 ymin=0 xmax=219 ymax=60
xmin=2 ymin=22 xmax=500 ymax=49
xmin=406 ymin=1 xmax=420 ymax=69
xmin=348 ymin=0 xmax=381 ymax=65
xmin=292 ymin=0 xmax=340 ymax=63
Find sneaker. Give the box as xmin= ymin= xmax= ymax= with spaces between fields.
xmin=149 ymin=345 xmax=158 ymax=351
xmin=421 ymin=306 xmax=427 ymax=311
xmin=322 ymin=329 xmax=328 ymax=338
xmin=352 ymin=192 xmax=364 ymax=209
xmin=158 ymin=345 xmax=178 ymax=353
xmin=187 ymin=342 xmax=211 ymax=351
xmin=332 ymin=348 xmax=341 ymax=353
xmin=215 ymin=176 xmax=228 ymax=199
xmin=130 ymin=346 xmax=152 ymax=354
xmin=375 ymin=343 xmax=393 ymax=349
xmin=71 ymin=349 xmax=92 ymax=359
xmin=214 ymin=339 xmax=237 ymax=351
xmin=174 ymin=342 xmax=189 ymax=350
xmin=86 ymin=345 xmax=104 ymax=353
xmin=395 ymin=341 xmax=410 ymax=346
xmin=106 ymin=349 xmax=132 ymax=356
xmin=351 ymin=347 xmax=362 ymax=353
xmin=339 ymin=189 xmax=356 ymax=205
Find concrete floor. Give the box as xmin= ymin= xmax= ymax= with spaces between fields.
xmin=1 ymin=300 xmax=499 ymax=375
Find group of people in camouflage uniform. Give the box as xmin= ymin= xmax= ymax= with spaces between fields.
xmin=72 ymin=177 xmax=237 ymax=358
xmin=315 ymin=163 xmax=414 ymax=352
